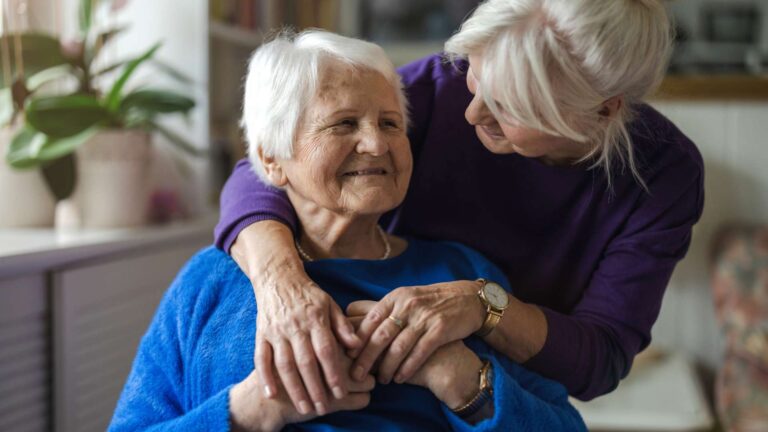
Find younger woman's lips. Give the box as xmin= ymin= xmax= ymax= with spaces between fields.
xmin=481 ymin=126 xmax=505 ymax=140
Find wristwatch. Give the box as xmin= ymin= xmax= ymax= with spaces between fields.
xmin=474 ymin=278 xmax=509 ymax=337
xmin=451 ymin=360 xmax=494 ymax=419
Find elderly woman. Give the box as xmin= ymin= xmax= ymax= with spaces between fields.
xmin=108 ymin=31 xmax=586 ymax=431
xmin=215 ymin=0 xmax=704 ymax=413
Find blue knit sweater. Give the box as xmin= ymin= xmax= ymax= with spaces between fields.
xmin=109 ymin=239 xmax=586 ymax=431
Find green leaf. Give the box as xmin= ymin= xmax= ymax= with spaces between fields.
xmin=150 ymin=59 xmax=195 ymax=84
xmin=93 ymin=59 xmax=128 ymax=77
xmin=79 ymin=0 xmax=95 ymax=35
xmin=150 ymin=120 xmax=205 ymax=157
xmin=6 ymin=125 xmax=97 ymax=169
xmin=85 ymin=26 xmax=128 ymax=67
xmin=38 ymin=127 xmax=98 ymax=161
xmin=41 ymin=153 xmax=77 ymax=200
xmin=26 ymin=94 xmax=109 ymax=137
xmin=121 ymin=89 xmax=195 ymax=115
xmin=26 ymin=64 xmax=74 ymax=90
xmin=6 ymin=125 xmax=46 ymax=169
xmin=105 ymin=42 xmax=161 ymax=113
xmin=0 ymin=33 xmax=69 ymax=87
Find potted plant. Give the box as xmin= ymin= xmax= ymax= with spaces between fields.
xmin=0 ymin=32 xmax=73 ymax=227
xmin=1 ymin=0 xmax=201 ymax=228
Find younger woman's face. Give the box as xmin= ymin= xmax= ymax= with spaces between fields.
xmin=464 ymin=54 xmax=586 ymax=165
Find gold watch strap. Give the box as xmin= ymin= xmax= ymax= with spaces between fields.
xmin=451 ymin=360 xmax=493 ymax=418
xmin=475 ymin=310 xmax=502 ymax=337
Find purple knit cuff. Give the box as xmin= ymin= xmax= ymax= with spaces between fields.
xmin=522 ymin=306 xmax=568 ymax=379
xmin=218 ymin=214 xmax=296 ymax=254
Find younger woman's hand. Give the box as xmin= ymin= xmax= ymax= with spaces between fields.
xmin=346 ymin=281 xmax=485 ymax=385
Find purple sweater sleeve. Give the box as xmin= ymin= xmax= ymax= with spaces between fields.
xmin=524 ymin=140 xmax=705 ymax=401
xmin=213 ymin=159 xmax=297 ymax=252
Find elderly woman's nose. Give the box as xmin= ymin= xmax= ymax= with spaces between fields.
xmin=465 ymin=93 xmax=493 ymax=125
xmin=355 ymin=128 xmax=389 ymax=156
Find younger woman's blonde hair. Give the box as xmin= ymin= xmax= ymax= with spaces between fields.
xmin=445 ymin=0 xmax=673 ymax=189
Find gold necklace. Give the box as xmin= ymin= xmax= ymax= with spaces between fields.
xmin=295 ymin=225 xmax=391 ymax=262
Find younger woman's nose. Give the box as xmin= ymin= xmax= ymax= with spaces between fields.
xmin=465 ymin=92 xmax=494 ymax=126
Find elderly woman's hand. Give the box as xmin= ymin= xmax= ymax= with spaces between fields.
xmin=255 ymin=275 xmax=362 ymax=415
xmin=405 ymin=340 xmax=485 ymax=410
xmin=230 ymin=354 xmax=376 ymax=432
xmin=346 ymin=281 xmax=485 ymax=385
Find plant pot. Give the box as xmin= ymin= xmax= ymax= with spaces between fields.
xmin=0 ymin=126 xmax=57 ymax=227
xmin=74 ymin=129 xmax=151 ymax=228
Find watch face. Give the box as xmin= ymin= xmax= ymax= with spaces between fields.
xmin=483 ymin=282 xmax=509 ymax=309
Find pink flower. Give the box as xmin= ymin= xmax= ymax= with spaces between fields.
xmin=111 ymin=0 xmax=130 ymax=12
xmin=60 ymin=39 xmax=85 ymax=60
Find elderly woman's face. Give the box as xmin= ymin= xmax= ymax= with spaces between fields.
xmin=277 ymin=64 xmax=412 ymax=216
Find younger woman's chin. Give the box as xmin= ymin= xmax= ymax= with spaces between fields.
xmin=478 ymin=136 xmax=517 ymax=155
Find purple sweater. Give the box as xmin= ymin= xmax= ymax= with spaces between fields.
xmin=214 ymin=54 xmax=704 ymax=401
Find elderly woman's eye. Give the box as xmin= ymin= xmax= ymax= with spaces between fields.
xmin=382 ymin=119 xmax=401 ymax=129
xmin=328 ymin=119 xmax=357 ymax=133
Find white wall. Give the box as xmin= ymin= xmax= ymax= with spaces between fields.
xmin=110 ymin=0 xmax=210 ymax=214
xmin=650 ymin=100 xmax=768 ymax=371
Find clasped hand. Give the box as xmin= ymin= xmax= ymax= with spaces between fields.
xmin=347 ymin=281 xmax=485 ymax=385
xmin=252 ymin=279 xmax=485 ymax=419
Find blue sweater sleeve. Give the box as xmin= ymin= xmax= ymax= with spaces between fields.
xmin=433 ymin=244 xmax=587 ymax=431
xmin=108 ymin=254 xmax=232 ymax=431
xmin=442 ymin=342 xmax=587 ymax=432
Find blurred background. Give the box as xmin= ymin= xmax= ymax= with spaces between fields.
xmin=1 ymin=0 xmax=767 ymax=431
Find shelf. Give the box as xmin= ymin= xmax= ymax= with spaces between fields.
xmin=209 ymin=20 xmax=263 ymax=49
xmin=654 ymin=74 xmax=768 ymax=100
xmin=0 ymin=215 xmax=217 ymax=279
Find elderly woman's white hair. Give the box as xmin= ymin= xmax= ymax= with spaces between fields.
xmin=241 ymin=29 xmax=409 ymax=183
xmin=445 ymin=0 xmax=672 ymax=188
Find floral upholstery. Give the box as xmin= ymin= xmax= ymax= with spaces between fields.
xmin=711 ymin=226 xmax=768 ymax=431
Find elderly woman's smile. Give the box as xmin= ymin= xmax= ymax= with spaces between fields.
xmin=270 ymin=62 xmax=412 ymax=217
xmin=341 ymin=167 xmax=389 ymax=177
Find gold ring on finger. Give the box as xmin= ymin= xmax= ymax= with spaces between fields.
xmin=387 ymin=315 xmax=405 ymax=329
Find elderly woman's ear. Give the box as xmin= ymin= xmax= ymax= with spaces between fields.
xmin=257 ymin=148 xmax=289 ymax=187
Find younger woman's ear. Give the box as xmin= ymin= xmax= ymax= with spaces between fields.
xmin=598 ymin=95 xmax=623 ymax=118
xmin=257 ymin=148 xmax=288 ymax=187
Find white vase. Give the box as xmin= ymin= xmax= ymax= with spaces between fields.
xmin=74 ymin=129 xmax=151 ymax=228
xmin=0 ymin=126 xmax=57 ymax=227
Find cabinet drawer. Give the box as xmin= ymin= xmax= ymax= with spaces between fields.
xmin=52 ymin=242 xmax=206 ymax=432
xmin=0 ymin=275 xmax=49 ymax=432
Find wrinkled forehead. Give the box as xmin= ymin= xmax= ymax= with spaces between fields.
xmin=315 ymin=61 xmax=394 ymax=100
